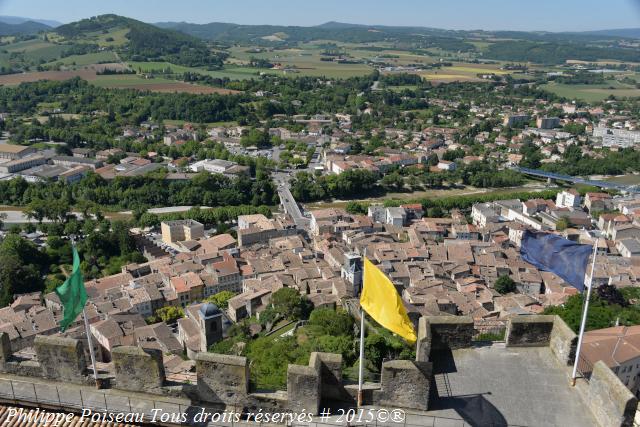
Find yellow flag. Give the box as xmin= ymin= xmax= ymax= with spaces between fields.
xmin=360 ymin=257 xmax=417 ymax=343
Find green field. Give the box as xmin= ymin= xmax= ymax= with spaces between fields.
xmin=128 ymin=61 xmax=277 ymax=80
xmin=45 ymin=51 xmax=118 ymax=67
xmin=3 ymin=39 xmax=67 ymax=62
xmin=228 ymin=46 xmax=373 ymax=78
xmin=415 ymin=61 xmax=514 ymax=82
xmin=91 ymin=74 xmax=178 ymax=87
xmin=541 ymin=81 xmax=640 ymax=102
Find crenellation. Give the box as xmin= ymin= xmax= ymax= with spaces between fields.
xmin=112 ymin=345 xmax=166 ymax=392
xmin=505 ymin=315 xmax=556 ymax=347
xmin=33 ymin=335 xmax=87 ymax=384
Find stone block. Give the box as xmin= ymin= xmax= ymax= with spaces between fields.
xmin=425 ymin=316 xmax=473 ymax=350
xmin=34 ymin=335 xmax=86 ymax=384
xmin=506 ymin=315 xmax=555 ymax=347
xmin=416 ymin=317 xmax=431 ymax=362
xmin=550 ymin=316 xmax=577 ymax=366
xmin=587 ymin=361 xmax=637 ymax=427
xmin=112 ymin=346 xmax=165 ymax=392
xmin=310 ymin=352 xmax=349 ymax=401
xmin=287 ymin=364 xmax=320 ymax=415
xmin=0 ymin=332 xmax=11 ymax=369
xmin=378 ymin=360 xmax=431 ymax=411
xmin=196 ymin=352 xmax=249 ymax=405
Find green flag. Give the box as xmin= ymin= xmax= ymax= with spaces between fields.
xmin=55 ymin=245 xmax=88 ymax=331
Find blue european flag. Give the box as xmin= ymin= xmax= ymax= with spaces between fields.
xmin=520 ymin=230 xmax=593 ymax=292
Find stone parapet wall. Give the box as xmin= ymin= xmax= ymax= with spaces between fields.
xmin=0 ymin=316 xmax=633 ymax=426
xmin=581 ymin=361 xmax=638 ymax=427
xmin=505 ymin=315 xmax=555 ymax=347
xmin=374 ymin=360 xmax=431 ymax=411
xmin=33 ymin=335 xmax=88 ymax=385
xmin=112 ymin=346 xmax=165 ymax=393
xmin=550 ymin=316 xmax=577 ymax=366
xmin=422 ymin=316 xmax=473 ymax=351
xmin=196 ymin=352 xmax=250 ymax=406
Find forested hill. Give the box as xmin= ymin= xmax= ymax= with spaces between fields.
xmin=155 ymin=20 xmax=469 ymax=45
xmin=55 ymin=14 xmax=227 ymax=68
xmin=0 ymin=20 xmax=51 ymax=36
xmin=157 ymin=20 xmax=640 ymax=64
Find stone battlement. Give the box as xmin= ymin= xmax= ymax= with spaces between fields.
xmin=0 ymin=315 xmax=635 ymax=426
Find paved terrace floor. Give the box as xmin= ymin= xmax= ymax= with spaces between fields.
xmin=426 ymin=343 xmax=598 ymax=427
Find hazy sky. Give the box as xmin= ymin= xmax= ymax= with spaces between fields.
xmin=1 ymin=0 xmax=640 ymax=32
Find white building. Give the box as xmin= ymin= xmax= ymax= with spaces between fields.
xmin=593 ymin=127 xmax=640 ymax=148
xmin=437 ymin=160 xmax=456 ymax=171
xmin=472 ymin=202 xmax=500 ymax=227
xmin=556 ymin=189 xmax=582 ymax=209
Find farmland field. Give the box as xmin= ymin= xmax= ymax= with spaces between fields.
xmin=0 ymin=67 xmax=239 ymax=94
xmin=415 ymin=62 xmax=516 ymax=83
xmin=227 ymin=46 xmax=373 ymax=78
xmin=3 ymin=39 xmax=68 ymax=62
xmin=0 ymin=69 xmax=99 ymax=85
xmin=541 ymin=81 xmax=640 ymax=102
xmin=92 ymin=74 xmax=240 ymax=94
xmin=45 ymin=51 xmax=119 ymax=67
xmin=129 ymin=61 xmax=275 ymax=80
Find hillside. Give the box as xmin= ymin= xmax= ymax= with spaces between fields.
xmin=56 ymin=14 xmax=227 ymax=68
xmin=581 ymin=28 xmax=640 ymax=39
xmin=157 ymin=20 xmax=640 ymax=64
xmin=0 ymin=20 xmax=51 ymax=36
xmin=0 ymin=15 xmax=61 ymax=27
xmin=156 ymin=21 xmax=463 ymax=45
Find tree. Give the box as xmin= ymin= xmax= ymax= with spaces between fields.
xmin=204 ymin=291 xmax=237 ymax=309
xmin=154 ymin=306 xmax=184 ymax=324
xmin=138 ymin=212 xmax=160 ymax=229
xmin=556 ymin=217 xmax=569 ymax=231
xmin=597 ymin=284 xmax=627 ymax=307
xmin=25 ymin=199 xmax=47 ymax=224
xmin=544 ymin=292 xmax=640 ymax=333
xmin=345 ymin=201 xmax=368 ymax=215
xmin=0 ymin=234 xmax=48 ymax=306
xmin=271 ymin=288 xmax=312 ymax=321
xmin=381 ymin=172 xmax=404 ymax=191
xmin=247 ymin=336 xmax=309 ymax=390
xmin=495 ymin=275 xmax=516 ymax=294
xmin=0 ymin=213 xmax=5 ymax=229
xmin=307 ymin=308 xmax=354 ymax=337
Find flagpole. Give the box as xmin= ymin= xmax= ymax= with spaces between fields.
xmin=357 ymin=252 xmax=366 ymax=407
xmin=357 ymin=306 xmax=365 ymax=407
xmin=83 ymin=307 xmax=99 ymax=388
xmin=69 ymin=236 xmax=99 ymax=389
xmin=571 ymin=237 xmax=599 ymax=386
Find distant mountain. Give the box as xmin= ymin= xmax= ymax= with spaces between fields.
xmin=0 ymin=20 xmax=51 ymax=36
xmin=0 ymin=15 xmax=61 ymax=28
xmin=155 ymin=20 xmax=640 ymax=64
xmin=316 ymin=21 xmax=369 ymax=30
xmin=156 ymin=20 xmax=632 ymax=44
xmin=580 ymin=28 xmax=640 ymax=39
xmin=154 ymin=21 xmax=238 ymax=40
xmin=155 ymin=20 xmax=462 ymax=45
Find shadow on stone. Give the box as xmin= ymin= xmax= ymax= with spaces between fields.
xmin=431 ymin=348 xmax=457 ymax=375
xmin=434 ymin=393 xmax=508 ymax=427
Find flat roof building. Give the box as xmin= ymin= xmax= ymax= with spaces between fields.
xmin=161 ymin=219 xmax=205 ymax=244
xmin=0 ymin=143 xmax=36 ymax=160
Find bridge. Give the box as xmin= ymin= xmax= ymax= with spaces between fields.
xmin=512 ymin=167 xmax=639 ymax=193
xmin=276 ymin=181 xmax=310 ymax=230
